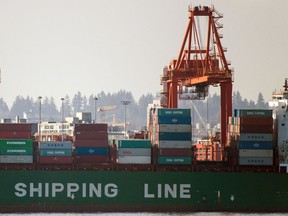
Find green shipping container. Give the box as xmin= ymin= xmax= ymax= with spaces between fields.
xmin=0 ymin=147 xmax=33 ymax=155
xmin=118 ymin=140 xmax=151 ymax=148
xmin=157 ymin=156 xmax=192 ymax=164
xmin=0 ymin=139 xmax=33 ymax=148
xmin=234 ymin=109 xmax=272 ymax=118
xmin=40 ymin=149 xmax=72 ymax=157
xmin=157 ymin=108 xmax=191 ymax=117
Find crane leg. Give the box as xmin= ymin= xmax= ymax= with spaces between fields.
xmin=220 ymin=82 xmax=232 ymax=156
xmin=168 ymin=81 xmax=178 ymax=108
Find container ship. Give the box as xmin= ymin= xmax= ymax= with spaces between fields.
xmin=1 ymin=5 xmax=288 ymax=213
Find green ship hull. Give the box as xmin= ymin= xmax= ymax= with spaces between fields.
xmin=0 ymin=170 xmax=287 ymax=213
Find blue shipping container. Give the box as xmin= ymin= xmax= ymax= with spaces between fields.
xmin=157 ymin=116 xmax=191 ymax=124
xmin=76 ymin=147 xmax=109 ymax=156
xmin=238 ymin=141 xmax=273 ymax=149
xmin=39 ymin=141 xmax=72 ymax=149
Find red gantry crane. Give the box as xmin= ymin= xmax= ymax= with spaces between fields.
xmin=160 ymin=5 xmax=233 ymax=149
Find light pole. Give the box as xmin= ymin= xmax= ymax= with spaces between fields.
xmin=121 ymin=100 xmax=130 ymax=139
xmin=38 ymin=96 xmax=42 ymax=141
xmin=94 ymin=97 xmax=98 ymax=123
xmin=61 ymin=98 xmax=65 ymax=142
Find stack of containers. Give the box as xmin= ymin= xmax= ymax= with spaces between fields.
xmin=228 ymin=109 xmax=274 ymax=166
xmin=151 ymin=108 xmax=192 ymax=165
xmin=74 ymin=124 xmax=109 ymax=163
xmin=117 ymin=139 xmax=151 ymax=164
xmin=0 ymin=123 xmax=33 ymax=163
xmin=38 ymin=141 xmax=73 ymax=164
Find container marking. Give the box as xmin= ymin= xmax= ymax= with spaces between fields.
xmin=15 ymin=182 xmax=118 ymax=199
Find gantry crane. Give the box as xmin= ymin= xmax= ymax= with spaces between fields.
xmin=160 ymin=5 xmax=233 ymax=149
xmin=98 ymin=105 xmax=117 ymax=123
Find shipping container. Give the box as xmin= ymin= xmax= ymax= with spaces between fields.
xmin=158 ymin=148 xmax=191 ymax=156
xmin=155 ymin=124 xmax=192 ymax=133
xmin=239 ymin=149 xmax=273 ymax=157
xmin=0 ymin=147 xmax=33 ymax=155
xmin=238 ymin=133 xmax=273 ymax=142
xmin=74 ymin=123 xmax=107 ymax=132
xmin=40 ymin=149 xmax=72 ymax=157
xmin=38 ymin=156 xmax=72 ymax=164
xmin=75 ymin=147 xmax=109 ymax=156
xmin=238 ymin=157 xmax=273 ymax=166
xmin=156 ymin=108 xmax=191 ymax=117
xmin=0 ymin=131 xmax=32 ymax=139
xmin=234 ymin=109 xmax=272 ymax=118
xmin=237 ymin=117 xmax=273 ymax=126
xmin=118 ymin=140 xmax=151 ymax=148
xmin=117 ymin=155 xmax=151 ymax=164
xmin=0 ymin=123 xmax=32 ymax=131
xmin=0 ymin=139 xmax=33 ymax=148
xmin=0 ymin=155 xmax=33 ymax=163
xmin=155 ymin=132 xmax=192 ymax=141
xmin=155 ymin=116 xmax=191 ymax=125
xmin=74 ymin=131 xmax=108 ymax=140
xmin=39 ymin=141 xmax=72 ymax=149
xmin=238 ymin=141 xmax=273 ymax=149
xmin=239 ymin=125 xmax=273 ymax=134
xmin=76 ymin=155 xmax=109 ymax=163
xmin=74 ymin=140 xmax=109 ymax=147
xmin=117 ymin=148 xmax=151 ymax=156
xmin=155 ymin=140 xmax=192 ymax=148
xmin=157 ymin=156 xmax=192 ymax=165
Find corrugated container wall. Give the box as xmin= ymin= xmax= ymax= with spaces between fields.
xmin=148 ymin=108 xmax=192 ymax=165
xmin=228 ymin=109 xmax=274 ymax=166
xmin=74 ymin=123 xmax=109 ymax=164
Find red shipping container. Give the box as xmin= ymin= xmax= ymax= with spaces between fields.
xmin=239 ymin=125 xmax=273 ymax=134
xmin=74 ymin=131 xmax=108 ymax=140
xmin=0 ymin=131 xmax=32 ymax=139
xmin=74 ymin=123 xmax=107 ymax=132
xmin=238 ymin=117 xmax=273 ymax=126
xmin=76 ymin=155 xmax=109 ymax=163
xmin=158 ymin=148 xmax=192 ymax=157
xmin=74 ymin=140 xmax=108 ymax=147
xmin=0 ymin=123 xmax=32 ymax=131
xmin=38 ymin=156 xmax=72 ymax=164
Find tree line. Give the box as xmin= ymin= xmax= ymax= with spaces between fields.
xmin=0 ymin=90 xmax=268 ymax=130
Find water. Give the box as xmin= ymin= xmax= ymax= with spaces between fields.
xmin=0 ymin=213 xmax=287 ymax=216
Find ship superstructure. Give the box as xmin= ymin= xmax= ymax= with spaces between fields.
xmin=269 ymin=78 xmax=288 ymax=171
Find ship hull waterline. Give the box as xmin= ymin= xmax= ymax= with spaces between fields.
xmin=0 ymin=170 xmax=287 ymax=213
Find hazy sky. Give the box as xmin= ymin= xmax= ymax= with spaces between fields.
xmin=0 ymin=0 xmax=287 ymax=108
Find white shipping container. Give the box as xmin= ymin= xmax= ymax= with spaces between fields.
xmin=155 ymin=140 xmax=191 ymax=148
xmin=0 ymin=155 xmax=33 ymax=163
xmin=117 ymin=155 xmax=151 ymax=164
xmin=155 ymin=124 xmax=191 ymax=133
xmin=239 ymin=149 xmax=273 ymax=158
xmin=117 ymin=148 xmax=151 ymax=156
